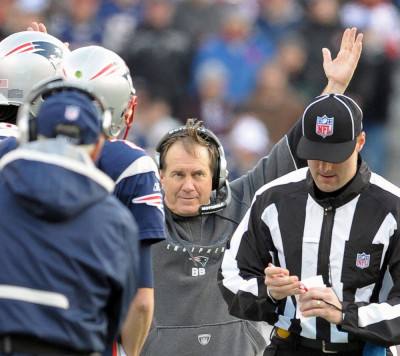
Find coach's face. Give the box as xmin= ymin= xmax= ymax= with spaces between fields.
xmin=308 ymin=133 xmax=365 ymax=192
xmin=160 ymin=141 xmax=213 ymax=216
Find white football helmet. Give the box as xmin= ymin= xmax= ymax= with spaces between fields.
xmin=0 ymin=31 xmax=70 ymax=110
xmin=17 ymin=76 xmax=112 ymax=144
xmin=61 ymin=46 xmax=137 ymax=138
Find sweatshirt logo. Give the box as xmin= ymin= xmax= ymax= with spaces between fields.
xmin=189 ymin=255 xmax=209 ymax=267
xmin=198 ymin=334 xmax=211 ymax=346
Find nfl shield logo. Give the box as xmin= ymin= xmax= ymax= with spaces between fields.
xmin=64 ymin=105 xmax=80 ymax=121
xmin=356 ymin=252 xmax=370 ymax=269
xmin=315 ymin=115 xmax=334 ymax=138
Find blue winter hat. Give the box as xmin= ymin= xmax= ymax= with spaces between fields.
xmin=36 ymin=91 xmax=102 ymax=145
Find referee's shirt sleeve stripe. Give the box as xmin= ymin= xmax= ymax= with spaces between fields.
xmin=358 ymin=303 xmax=400 ymax=327
xmin=221 ymin=208 xmax=260 ymax=296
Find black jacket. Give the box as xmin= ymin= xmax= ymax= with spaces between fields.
xmin=219 ymin=161 xmax=400 ymax=347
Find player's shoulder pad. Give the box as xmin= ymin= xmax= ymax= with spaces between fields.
xmin=115 ymin=154 xmax=159 ymax=184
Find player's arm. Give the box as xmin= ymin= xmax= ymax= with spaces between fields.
xmin=121 ymin=241 xmax=154 ymax=356
xmin=114 ymin=154 xmax=165 ymax=355
xmin=121 ymin=288 xmax=153 ymax=356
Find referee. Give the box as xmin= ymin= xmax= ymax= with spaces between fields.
xmin=219 ymin=93 xmax=400 ymax=355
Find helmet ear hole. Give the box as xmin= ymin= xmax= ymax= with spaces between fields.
xmin=0 ymin=106 xmax=18 ymax=125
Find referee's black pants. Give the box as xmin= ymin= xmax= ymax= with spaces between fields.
xmin=264 ymin=336 xmax=393 ymax=356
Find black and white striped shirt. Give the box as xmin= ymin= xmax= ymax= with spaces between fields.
xmin=219 ymin=161 xmax=400 ymax=346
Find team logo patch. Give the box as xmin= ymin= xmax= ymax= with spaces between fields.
xmin=189 ymin=256 xmax=209 ymax=267
xmin=356 ymin=252 xmax=370 ymax=269
xmin=198 ymin=334 xmax=211 ymax=346
xmin=132 ymin=193 xmax=163 ymax=213
xmin=315 ymin=115 xmax=334 ymax=138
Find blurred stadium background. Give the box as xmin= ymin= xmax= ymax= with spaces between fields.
xmin=2 ymin=0 xmax=400 ymax=184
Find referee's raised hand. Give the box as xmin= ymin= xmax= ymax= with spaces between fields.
xmin=323 ymin=27 xmax=363 ymax=95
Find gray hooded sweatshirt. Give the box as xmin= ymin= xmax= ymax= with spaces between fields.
xmin=141 ymin=124 xmax=305 ymax=356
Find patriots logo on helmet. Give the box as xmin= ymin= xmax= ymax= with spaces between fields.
xmin=132 ymin=193 xmax=164 ymax=214
xmin=189 ymin=256 xmax=209 ymax=267
xmin=5 ymin=41 xmax=63 ymax=69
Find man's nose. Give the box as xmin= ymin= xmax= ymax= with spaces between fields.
xmin=319 ymin=161 xmax=333 ymax=172
xmin=182 ymin=177 xmax=196 ymax=191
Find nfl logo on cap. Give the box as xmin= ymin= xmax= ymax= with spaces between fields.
xmin=315 ymin=115 xmax=334 ymax=138
xmin=64 ymin=105 xmax=80 ymax=121
xmin=296 ymin=93 xmax=363 ymax=163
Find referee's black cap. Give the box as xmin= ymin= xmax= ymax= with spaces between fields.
xmin=296 ymin=93 xmax=363 ymax=163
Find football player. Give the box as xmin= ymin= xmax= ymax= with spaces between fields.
xmin=62 ymin=45 xmax=166 ymax=356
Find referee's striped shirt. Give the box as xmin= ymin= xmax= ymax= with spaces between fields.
xmin=219 ymin=162 xmax=400 ymax=346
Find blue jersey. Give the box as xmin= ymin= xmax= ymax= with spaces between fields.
xmin=0 ymin=136 xmax=18 ymax=157
xmin=0 ymin=123 xmax=20 ymax=158
xmin=98 ymin=139 xmax=165 ymax=291
xmin=98 ymin=139 xmax=165 ymax=243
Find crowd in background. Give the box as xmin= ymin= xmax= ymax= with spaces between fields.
xmin=1 ymin=0 xmax=400 ymax=181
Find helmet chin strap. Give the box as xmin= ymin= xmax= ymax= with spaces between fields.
xmin=122 ymin=95 xmax=137 ymax=140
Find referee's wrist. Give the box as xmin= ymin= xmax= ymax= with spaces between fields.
xmin=266 ymin=286 xmax=278 ymax=304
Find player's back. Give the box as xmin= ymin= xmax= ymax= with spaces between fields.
xmin=0 ymin=140 xmax=139 ymax=353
